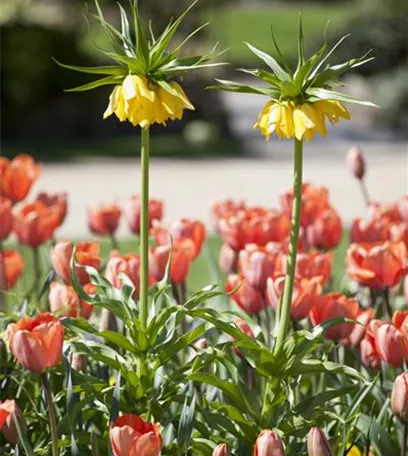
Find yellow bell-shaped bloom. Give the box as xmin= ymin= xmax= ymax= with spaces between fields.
xmin=254 ymin=99 xmax=350 ymax=142
xmin=103 ymin=74 xmax=194 ymax=128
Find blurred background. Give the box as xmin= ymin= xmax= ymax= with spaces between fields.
xmin=1 ymin=0 xmax=407 ymax=236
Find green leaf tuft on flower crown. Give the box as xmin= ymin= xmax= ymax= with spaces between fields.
xmin=55 ymin=0 xmax=226 ymax=128
xmin=210 ymin=17 xmax=377 ymax=142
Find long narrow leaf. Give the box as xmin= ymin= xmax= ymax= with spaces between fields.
xmin=245 ymin=42 xmax=291 ymax=81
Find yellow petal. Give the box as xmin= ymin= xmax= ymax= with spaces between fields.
xmin=277 ymin=103 xmax=294 ymax=138
xmin=103 ymin=85 xmax=121 ymax=119
xmin=122 ymin=75 xmax=155 ymax=102
xmin=293 ymin=104 xmax=316 ymax=140
xmin=170 ymin=82 xmax=195 ymax=110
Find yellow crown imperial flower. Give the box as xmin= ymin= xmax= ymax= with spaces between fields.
xmin=55 ymin=0 xmax=224 ymax=128
xmin=212 ymin=19 xmax=375 ymax=142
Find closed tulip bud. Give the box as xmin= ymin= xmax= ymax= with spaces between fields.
xmin=168 ymin=218 xmax=206 ymax=259
xmin=391 ymin=372 xmax=408 ymax=421
xmin=375 ymin=323 xmax=408 ymax=368
xmin=88 ymin=203 xmax=121 ymax=235
xmin=211 ymin=198 xmax=246 ymax=232
xmin=6 ymin=313 xmax=64 ymax=373
xmin=0 ymin=399 xmax=27 ymax=445
xmin=70 ymin=352 xmax=88 ymax=372
xmin=109 ymin=414 xmax=162 ymax=456
xmin=254 ymin=430 xmax=286 ymax=456
xmin=213 ymin=443 xmax=231 ymax=456
xmin=307 ymin=427 xmax=334 ymax=456
xmin=350 ymin=216 xmax=390 ymax=244
xmin=347 ymin=146 xmax=366 ymax=180
xmin=0 ymin=249 xmax=24 ymax=289
xmin=219 ymin=243 xmax=239 ymax=274
xmin=0 ymin=196 xmax=13 ymax=240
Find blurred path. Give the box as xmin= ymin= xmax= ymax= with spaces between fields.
xmin=35 ymin=138 xmax=407 ymax=239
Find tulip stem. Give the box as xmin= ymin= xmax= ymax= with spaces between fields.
xmin=139 ymin=126 xmax=150 ymax=330
xmin=402 ymin=422 xmax=408 ymax=456
xmin=262 ymin=293 xmax=271 ymax=348
xmin=360 ymin=179 xmax=370 ymax=206
xmin=0 ymin=239 xmax=7 ymax=314
xmin=109 ymin=233 xmax=119 ymax=251
xmin=32 ymin=247 xmax=41 ymax=296
xmin=274 ymin=138 xmax=303 ymax=354
xmin=382 ymin=288 xmax=392 ymax=320
xmin=41 ymin=373 xmax=58 ymax=456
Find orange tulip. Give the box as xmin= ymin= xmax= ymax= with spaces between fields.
xmin=390 ymin=222 xmax=408 ymax=250
xmin=0 ymin=196 xmax=13 ymax=240
xmin=267 ymin=275 xmax=322 ymax=320
xmin=0 ymin=154 xmax=41 ymax=203
xmin=106 ymin=251 xmax=152 ymax=298
xmin=307 ymin=206 xmax=343 ymax=250
xmin=51 ymin=241 xmax=101 ymax=286
xmin=309 ymin=293 xmax=360 ymax=340
xmin=125 ymin=195 xmax=163 ymax=234
xmin=36 ymin=191 xmax=68 ymax=226
xmin=109 ymin=414 xmax=162 ymax=456
xmin=253 ymin=429 xmax=286 ymax=456
xmin=391 ymin=372 xmax=408 ymax=421
xmin=360 ymin=319 xmax=383 ymax=370
xmin=347 ymin=146 xmax=365 ymax=180
xmin=374 ymin=313 xmax=408 ymax=368
xmin=346 ymin=241 xmax=408 ymax=290
xmin=0 ymin=249 xmax=24 ymax=289
xmin=13 ymin=201 xmax=60 ymax=247
xmin=239 ymin=243 xmax=282 ymax=291
xmin=150 ymin=239 xmax=195 ymax=284
xmin=6 ymin=313 xmax=64 ymax=373
xmin=340 ymin=308 xmax=375 ymax=347
xmin=286 ymin=252 xmax=332 ymax=285
xmin=280 ymin=182 xmax=329 ymax=228
xmin=307 ymin=427 xmax=333 ymax=456
xmin=48 ymin=282 xmax=93 ymax=319
xmin=0 ymin=399 xmax=27 ymax=445
xmin=88 ymin=203 xmax=121 ymax=235
xmin=168 ymin=218 xmax=206 ymax=259
xmin=213 ymin=443 xmax=231 ymax=456
xmin=211 ymin=198 xmax=246 ymax=232
xmin=350 ymin=216 xmax=390 ymax=244
xmin=226 ymin=274 xmax=264 ymax=314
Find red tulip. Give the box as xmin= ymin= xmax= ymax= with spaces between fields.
xmin=346 ymin=241 xmax=408 ymax=290
xmin=211 ymin=198 xmax=246 ymax=232
xmin=13 ymin=201 xmax=60 ymax=247
xmin=368 ymin=201 xmax=403 ymax=224
xmin=219 ymin=243 xmax=239 ymax=274
xmin=239 ymin=243 xmax=281 ymax=291
xmin=0 ymin=196 xmax=13 ymax=240
xmin=307 ymin=427 xmax=333 ymax=456
xmin=360 ymin=319 xmax=384 ymax=370
xmin=254 ymin=429 xmax=286 ymax=456
xmin=150 ymin=239 xmax=195 ymax=284
xmin=307 ymin=206 xmax=343 ymax=250
xmin=347 ymin=146 xmax=365 ymax=180
xmin=340 ymin=308 xmax=375 ymax=347
xmin=0 ymin=154 xmax=41 ymax=203
xmin=267 ymin=275 xmax=322 ymax=320
xmin=0 ymin=249 xmax=24 ymax=289
xmin=36 ymin=191 xmax=68 ymax=226
xmin=290 ymin=252 xmax=332 ymax=285
xmin=88 ymin=203 xmax=121 ymax=235
xmin=309 ymin=293 xmax=360 ymax=340
xmin=125 ymin=195 xmax=163 ymax=234
xmin=0 ymin=399 xmax=27 ymax=445
xmin=375 ymin=322 xmax=408 ymax=368
xmin=6 ymin=313 xmax=64 ymax=373
xmin=280 ymin=182 xmax=329 ymax=228
xmin=51 ymin=241 xmax=101 ymax=286
xmin=213 ymin=443 xmax=231 ymax=456
xmin=391 ymin=372 xmax=408 ymax=421
xmin=106 ymin=251 xmax=152 ymax=298
xmin=48 ymin=282 xmax=93 ymax=319
xmin=168 ymin=218 xmax=206 ymax=259
xmin=109 ymin=414 xmax=162 ymax=456
xmin=350 ymin=216 xmax=390 ymax=244
xmin=250 ymin=209 xmax=290 ymax=245
xmin=226 ymin=274 xmax=264 ymax=314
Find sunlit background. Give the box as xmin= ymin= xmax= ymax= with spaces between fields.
xmin=1 ymin=0 xmax=407 ymax=236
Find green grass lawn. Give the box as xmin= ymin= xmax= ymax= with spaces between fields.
xmin=7 ymin=233 xmax=349 ymax=308
xmin=206 ymin=2 xmax=353 ymax=66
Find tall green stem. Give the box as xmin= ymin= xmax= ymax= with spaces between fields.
xmin=41 ymin=373 xmax=58 ymax=456
xmin=139 ymin=126 xmax=150 ymax=330
xmin=274 ymin=138 xmax=303 ymax=354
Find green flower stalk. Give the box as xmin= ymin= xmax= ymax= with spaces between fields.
xmin=213 ymin=19 xmax=375 ymax=353
xmin=57 ymin=0 xmax=224 ymax=331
